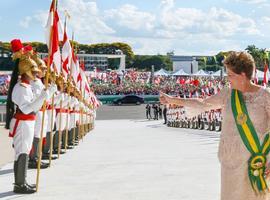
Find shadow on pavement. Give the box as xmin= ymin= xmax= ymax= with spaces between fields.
xmin=0 ymin=191 xmax=17 ymax=199
xmin=146 ymin=124 xmax=165 ymax=128
xmin=132 ymin=119 xmax=150 ymax=122
xmin=0 ymin=169 xmax=13 ymax=176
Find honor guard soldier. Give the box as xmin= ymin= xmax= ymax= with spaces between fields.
xmin=53 ymin=76 xmax=69 ymax=154
xmin=68 ymin=85 xmax=79 ymax=146
xmin=25 ymin=46 xmax=50 ymax=168
xmin=6 ymin=39 xmax=56 ymax=194
xmin=43 ymin=71 xmax=61 ymax=158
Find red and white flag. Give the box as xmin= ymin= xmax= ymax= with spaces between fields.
xmin=61 ymin=27 xmax=72 ymax=79
xmin=71 ymin=49 xmax=80 ymax=86
xmin=89 ymin=91 xmax=101 ymax=108
xmin=45 ymin=0 xmax=63 ymax=74
xmin=81 ymin=64 xmax=90 ymax=94
xmin=263 ymin=62 xmax=269 ymax=87
xmin=254 ymin=67 xmax=258 ymax=85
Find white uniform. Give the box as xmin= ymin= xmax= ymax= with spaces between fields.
xmin=9 ymin=81 xmax=47 ymax=160
xmin=30 ymin=78 xmax=48 ymax=138
xmin=55 ymin=93 xmax=69 ymax=131
xmin=46 ymin=92 xmax=62 ymax=133
xmin=69 ymin=97 xmax=79 ymax=130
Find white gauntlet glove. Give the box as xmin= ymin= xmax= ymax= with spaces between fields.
xmin=29 ymin=90 xmax=48 ymax=112
xmin=46 ymin=84 xmax=58 ymax=99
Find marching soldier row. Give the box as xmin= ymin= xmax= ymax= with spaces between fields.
xmin=166 ymin=105 xmax=222 ymax=131
xmin=5 ymin=39 xmax=95 ymax=194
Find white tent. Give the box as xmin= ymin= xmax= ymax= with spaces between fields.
xmin=191 ymin=69 xmax=210 ymax=76
xmin=212 ymin=70 xmax=227 ymax=77
xmin=154 ymin=68 xmax=170 ymax=76
xmin=172 ymin=69 xmax=190 ymax=76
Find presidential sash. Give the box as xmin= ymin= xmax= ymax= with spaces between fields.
xmin=231 ymin=89 xmax=270 ymax=194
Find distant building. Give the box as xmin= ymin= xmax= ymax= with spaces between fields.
xmin=77 ymin=53 xmax=126 ymax=71
xmin=171 ymin=56 xmax=202 ymax=74
xmin=39 ymin=52 xmax=126 ymax=71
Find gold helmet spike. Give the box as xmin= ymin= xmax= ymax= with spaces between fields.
xmin=18 ymin=55 xmax=40 ymax=80
xmin=32 ymin=53 xmax=47 ymax=70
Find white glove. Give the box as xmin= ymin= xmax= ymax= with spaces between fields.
xmin=29 ymin=90 xmax=48 ymax=112
xmin=53 ymin=92 xmax=62 ymax=105
xmin=46 ymin=84 xmax=57 ymax=99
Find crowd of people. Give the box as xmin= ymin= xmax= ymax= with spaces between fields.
xmin=0 ymin=68 xmax=227 ymax=97
xmin=90 ymin=70 xmax=227 ymax=97
xmin=0 ymin=74 xmax=11 ymax=95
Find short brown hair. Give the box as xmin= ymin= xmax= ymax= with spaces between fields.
xmin=223 ymin=51 xmax=255 ymax=80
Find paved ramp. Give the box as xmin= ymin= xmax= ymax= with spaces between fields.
xmin=0 ymin=120 xmax=220 ymax=200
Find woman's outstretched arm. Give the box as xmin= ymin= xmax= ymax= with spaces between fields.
xmin=159 ymin=88 xmax=229 ymax=117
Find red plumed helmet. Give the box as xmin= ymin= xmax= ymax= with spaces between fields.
xmin=24 ymin=45 xmax=33 ymax=52
xmin=10 ymin=39 xmax=23 ymax=53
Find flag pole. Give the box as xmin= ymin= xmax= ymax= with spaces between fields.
xmin=63 ymin=11 xmax=71 ymax=152
xmin=57 ymin=98 xmax=63 ymax=158
xmin=48 ymin=93 xmax=54 ymax=166
xmin=70 ymin=31 xmax=77 ymax=146
xmin=36 ymin=0 xmax=56 ymax=192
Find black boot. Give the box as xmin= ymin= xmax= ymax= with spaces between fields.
xmin=13 ymin=154 xmax=36 ymax=194
xmin=28 ymin=159 xmax=49 ymax=169
xmin=52 ymin=149 xmax=65 ymax=155
xmin=42 ymin=153 xmax=57 ymax=160
xmin=43 ymin=132 xmax=51 ymax=155
xmin=68 ymin=129 xmax=74 ymax=146
xmin=14 ymin=161 xmax=17 ymax=184
xmin=29 ymin=137 xmax=39 ymax=162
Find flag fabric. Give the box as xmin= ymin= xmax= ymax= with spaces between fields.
xmin=254 ymin=67 xmax=258 ymax=85
xmin=263 ymin=62 xmax=269 ymax=87
xmin=45 ymin=0 xmax=62 ymax=74
xmin=89 ymin=91 xmax=101 ymax=108
xmin=81 ymin=68 xmax=90 ymax=94
xmin=62 ymin=26 xmax=72 ymax=79
xmin=71 ymin=49 xmax=80 ymax=86
xmin=45 ymin=1 xmax=54 ymax=47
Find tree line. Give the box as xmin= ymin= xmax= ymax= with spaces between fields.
xmin=0 ymin=41 xmax=268 ymax=72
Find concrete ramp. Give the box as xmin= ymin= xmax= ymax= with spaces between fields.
xmin=0 ymin=120 xmax=220 ymax=200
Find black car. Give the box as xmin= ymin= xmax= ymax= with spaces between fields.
xmin=113 ymin=95 xmax=144 ymax=105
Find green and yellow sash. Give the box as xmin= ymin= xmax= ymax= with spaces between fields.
xmin=231 ymin=89 xmax=270 ymax=194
